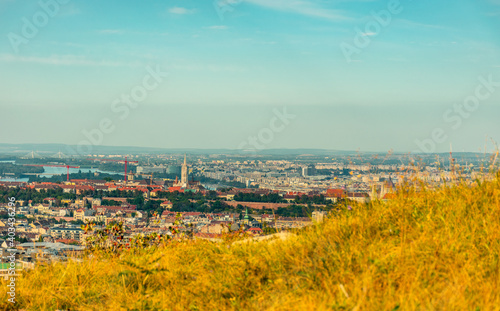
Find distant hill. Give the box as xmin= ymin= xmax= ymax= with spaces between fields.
xmin=0 ymin=143 xmax=492 ymax=157
xmin=0 ymin=143 xmax=355 ymax=156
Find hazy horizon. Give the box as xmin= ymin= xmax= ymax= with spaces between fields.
xmin=1 ymin=0 xmax=499 ymax=153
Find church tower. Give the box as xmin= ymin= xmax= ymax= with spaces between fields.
xmin=181 ymin=154 xmax=188 ymax=188
xmin=243 ymin=208 xmax=250 ymax=225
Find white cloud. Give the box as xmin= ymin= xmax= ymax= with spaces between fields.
xmin=168 ymin=7 xmax=196 ymax=14
xmin=485 ymin=11 xmax=500 ymax=16
xmin=96 ymin=30 xmax=169 ymax=36
xmin=98 ymin=29 xmax=124 ymax=34
xmin=0 ymin=54 xmax=139 ymax=67
xmin=58 ymin=5 xmax=81 ymax=17
xmin=207 ymin=25 xmax=228 ymax=30
xmin=172 ymin=62 xmax=247 ymax=72
xmin=245 ymin=0 xmax=349 ymax=21
xmin=396 ymin=19 xmax=450 ymax=31
xmin=0 ymin=0 xmax=16 ymax=13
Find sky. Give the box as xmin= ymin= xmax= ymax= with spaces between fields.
xmin=0 ymin=0 xmax=499 ymax=153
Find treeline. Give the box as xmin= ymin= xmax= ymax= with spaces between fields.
xmin=0 ymin=187 xmax=77 ymax=205
xmin=293 ymin=194 xmax=327 ymax=205
xmin=274 ymin=205 xmax=319 ymax=218
xmin=91 ymin=189 xmax=220 ymax=216
xmin=233 ymin=192 xmax=328 ymax=205
xmin=172 ymin=199 xmax=236 ymax=214
xmin=0 ymin=163 xmax=44 ymax=177
xmin=234 ymin=192 xmax=285 ymax=203
xmin=1 ymin=187 xmax=334 ymax=218
xmin=100 ymin=199 xmax=124 ymax=206
xmin=16 ymin=158 xmax=138 ymax=174
xmin=193 ymin=174 xmax=246 ymax=189
xmin=28 ymin=171 xmax=123 ymax=183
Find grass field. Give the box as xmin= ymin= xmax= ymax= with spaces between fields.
xmin=2 ymin=175 xmax=500 ymax=310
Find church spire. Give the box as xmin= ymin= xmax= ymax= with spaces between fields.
xmin=243 ymin=207 xmax=250 ymax=225
xmin=181 ymin=153 xmax=188 ymax=188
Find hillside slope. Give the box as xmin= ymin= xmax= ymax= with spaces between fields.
xmin=3 ymin=177 xmax=500 ymax=310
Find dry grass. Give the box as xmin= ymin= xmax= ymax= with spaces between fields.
xmin=2 ymin=175 xmax=500 ymax=310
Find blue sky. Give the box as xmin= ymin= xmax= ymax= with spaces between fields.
xmin=0 ymin=0 xmax=499 ymax=153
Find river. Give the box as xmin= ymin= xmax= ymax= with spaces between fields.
xmin=0 ymin=161 xmax=121 ymax=182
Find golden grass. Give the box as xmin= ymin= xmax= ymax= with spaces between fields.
xmin=2 ymin=176 xmax=500 ymax=310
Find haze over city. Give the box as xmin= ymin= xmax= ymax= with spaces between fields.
xmin=1 ymin=0 xmax=500 ymax=152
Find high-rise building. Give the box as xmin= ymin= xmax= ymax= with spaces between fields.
xmin=302 ymin=166 xmax=309 ymax=177
xmin=181 ymin=154 xmax=188 ymax=188
xmin=302 ymin=165 xmax=316 ymax=177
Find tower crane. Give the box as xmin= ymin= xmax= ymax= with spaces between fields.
xmin=87 ymin=156 xmax=139 ymax=181
xmin=449 ymin=143 xmax=455 ymax=174
xmin=23 ymin=164 xmax=80 ymax=182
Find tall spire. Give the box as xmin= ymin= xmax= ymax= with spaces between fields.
xmin=243 ymin=207 xmax=250 ymax=224
xmin=181 ymin=153 xmax=188 ymax=188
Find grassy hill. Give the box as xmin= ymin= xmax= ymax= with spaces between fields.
xmin=3 ymin=175 xmax=500 ymax=310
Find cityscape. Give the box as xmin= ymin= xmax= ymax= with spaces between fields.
xmin=1 ymin=0 xmax=500 ymax=309
xmin=0 ymin=147 xmax=496 ymax=268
